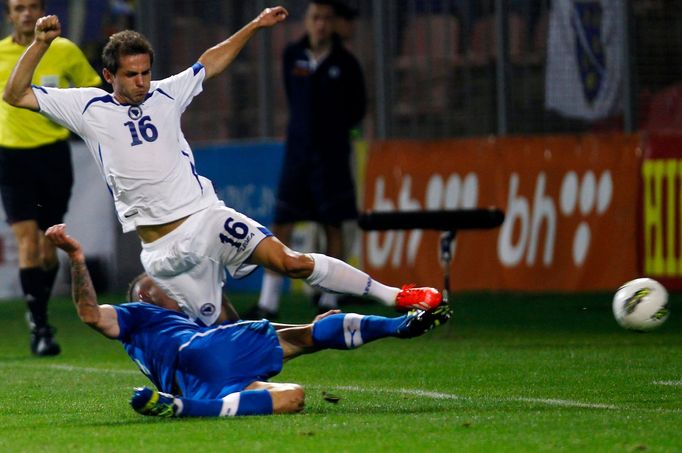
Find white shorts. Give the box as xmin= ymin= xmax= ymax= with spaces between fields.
xmin=140 ymin=201 xmax=272 ymax=325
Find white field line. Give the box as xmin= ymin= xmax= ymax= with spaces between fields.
xmin=0 ymin=362 xmax=139 ymax=376
xmin=652 ymin=380 xmax=682 ymax=386
xmin=3 ymin=363 xmax=677 ymax=412
xmin=510 ymin=397 xmax=617 ymax=410
xmin=325 ymin=385 xmax=619 ymax=410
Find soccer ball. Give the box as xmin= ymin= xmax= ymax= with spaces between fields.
xmin=612 ymin=278 xmax=669 ymax=331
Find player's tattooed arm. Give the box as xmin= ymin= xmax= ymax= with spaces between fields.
xmin=69 ymin=255 xmax=100 ymax=323
xmin=45 ymin=224 xmax=120 ymax=338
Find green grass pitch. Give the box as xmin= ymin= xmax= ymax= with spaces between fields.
xmin=0 ymin=291 xmax=680 ymax=452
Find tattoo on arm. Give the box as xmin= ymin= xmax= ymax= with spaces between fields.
xmin=71 ymin=258 xmax=100 ymax=324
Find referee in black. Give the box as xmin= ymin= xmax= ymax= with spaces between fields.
xmin=0 ymin=0 xmax=100 ymax=355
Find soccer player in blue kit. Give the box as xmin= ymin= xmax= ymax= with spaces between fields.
xmin=46 ymin=223 xmax=451 ymax=417
xmin=4 ymin=8 xmax=443 ymax=328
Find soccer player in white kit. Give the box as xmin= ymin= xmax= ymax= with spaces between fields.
xmin=4 ymin=8 xmax=443 ymax=326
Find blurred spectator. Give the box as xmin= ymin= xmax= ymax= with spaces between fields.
xmin=249 ymin=0 xmax=366 ymax=319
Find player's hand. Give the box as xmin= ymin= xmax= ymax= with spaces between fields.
xmin=45 ymin=224 xmax=83 ymax=258
xmin=34 ymin=15 xmax=61 ymax=45
xmin=254 ymin=6 xmax=288 ymax=28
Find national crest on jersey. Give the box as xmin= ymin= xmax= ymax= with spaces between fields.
xmin=127 ymin=105 xmax=143 ymax=120
xmin=33 ymin=63 xmax=218 ymax=232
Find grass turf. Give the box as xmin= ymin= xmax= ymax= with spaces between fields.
xmin=0 ymin=291 xmax=680 ymax=452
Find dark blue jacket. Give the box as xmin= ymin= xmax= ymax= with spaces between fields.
xmin=283 ymin=34 xmax=366 ymax=157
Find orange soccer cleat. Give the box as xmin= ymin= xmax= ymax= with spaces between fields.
xmin=395 ymin=284 xmax=443 ymax=310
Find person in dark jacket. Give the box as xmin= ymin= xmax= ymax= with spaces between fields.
xmin=252 ymin=0 xmax=367 ymax=319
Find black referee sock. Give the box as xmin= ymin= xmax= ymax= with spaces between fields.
xmin=42 ymin=265 xmax=59 ymax=301
xmin=20 ymin=267 xmax=48 ymax=329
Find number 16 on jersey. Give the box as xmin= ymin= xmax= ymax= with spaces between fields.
xmin=125 ymin=115 xmax=159 ymax=146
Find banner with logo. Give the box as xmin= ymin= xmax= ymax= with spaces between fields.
xmin=641 ymin=133 xmax=682 ymax=290
xmin=362 ymin=134 xmax=641 ymax=291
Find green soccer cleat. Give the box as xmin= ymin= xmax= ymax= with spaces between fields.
xmin=130 ymin=387 xmax=178 ymax=417
xmin=396 ymin=304 xmax=452 ymax=338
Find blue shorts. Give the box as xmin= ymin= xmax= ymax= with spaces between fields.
xmin=176 ymin=320 xmax=283 ymax=399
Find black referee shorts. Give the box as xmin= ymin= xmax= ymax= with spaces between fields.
xmin=273 ymin=146 xmax=358 ymax=226
xmin=0 ymin=140 xmax=73 ymax=230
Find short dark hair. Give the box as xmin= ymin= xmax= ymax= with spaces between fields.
xmin=126 ymin=272 xmax=148 ymax=302
xmin=102 ymin=30 xmax=154 ymax=74
xmin=310 ymin=0 xmax=337 ymax=11
xmin=4 ymin=0 xmax=46 ymax=14
xmin=332 ymin=2 xmax=358 ymax=20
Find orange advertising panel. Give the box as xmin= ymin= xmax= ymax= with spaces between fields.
xmin=362 ymin=134 xmax=641 ymax=291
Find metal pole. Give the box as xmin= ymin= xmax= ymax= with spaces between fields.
xmin=622 ymin=0 xmax=636 ymax=133
xmin=256 ymin=0 xmax=274 ymax=138
xmin=494 ymin=0 xmax=510 ymax=136
xmin=440 ymin=231 xmax=455 ymax=303
xmin=373 ymin=0 xmax=389 ymax=139
xmin=136 ymin=0 xmax=172 ymax=78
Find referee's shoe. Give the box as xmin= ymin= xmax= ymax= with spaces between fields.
xmin=30 ymin=325 xmax=61 ymax=356
xmin=27 ymin=312 xmax=61 ymax=356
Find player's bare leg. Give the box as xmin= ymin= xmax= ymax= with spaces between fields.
xmin=253 ymin=223 xmax=296 ymax=319
xmin=250 ymin=236 xmax=442 ymax=312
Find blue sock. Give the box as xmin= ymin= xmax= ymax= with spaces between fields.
xmin=234 ymin=390 xmax=273 ymax=416
xmin=311 ymin=313 xmax=407 ymax=349
xmin=177 ymin=397 xmax=224 ymax=417
xmin=178 ymin=390 xmax=273 ymax=417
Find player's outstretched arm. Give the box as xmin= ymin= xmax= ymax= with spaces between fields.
xmin=3 ymin=15 xmax=61 ymax=111
xmin=198 ymin=6 xmax=288 ymax=80
xmin=45 ymin=224 xmax=120 ymax=339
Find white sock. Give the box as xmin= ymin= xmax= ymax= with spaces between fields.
xmin=306 ymin=253 xmax=400 ymax=306
xmin=258 ymin=272 xmax=283 ymax=312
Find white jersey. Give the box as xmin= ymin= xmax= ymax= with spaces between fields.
xmin=33 ymin=63 xmax=219 ymax=232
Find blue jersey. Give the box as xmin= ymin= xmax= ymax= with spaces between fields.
xmin=114 ymin=303 xmax=283 ymax=398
